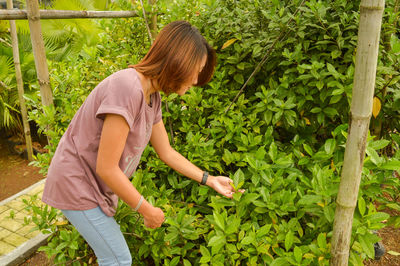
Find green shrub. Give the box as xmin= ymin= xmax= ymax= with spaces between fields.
xmin=24 ymin=0 xmax=400 ymax=265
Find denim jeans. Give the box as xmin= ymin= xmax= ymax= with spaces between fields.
xmin=61 ymin=207 xmax=132 ymax=266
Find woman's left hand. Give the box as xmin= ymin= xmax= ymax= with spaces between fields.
xmin=208 ymin=176 xmax=244 ymax=198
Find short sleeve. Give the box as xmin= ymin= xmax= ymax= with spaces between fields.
xmin=153 ymin=92 xmax=162 ymax=124
xmin=95 ymin=72 xmax=142 ymax=129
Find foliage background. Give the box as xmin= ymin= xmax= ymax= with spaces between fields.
xmin=1 ymin=0 xmax=399 ymax=265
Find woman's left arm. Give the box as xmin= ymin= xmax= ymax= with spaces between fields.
xmin=150 ymin=120 xmax=238 ymax=198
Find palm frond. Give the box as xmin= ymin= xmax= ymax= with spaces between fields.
xmin=0 ymin=56 xmax=14 ymax=80
xmin=15 ymin=20 xmax=31 ymax=36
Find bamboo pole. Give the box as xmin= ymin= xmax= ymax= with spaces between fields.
xmin=0 ymin=10 xmax=138 ymax=20
xmin=26 ymin=0 xmax=53 ymax=107
xmin=7 ymin=0 xmax=34 ymax=161
xmin=330 ymin=1 xmax=385 ymax=265
xmin=148 ymin=0 xmax=157 ymax=39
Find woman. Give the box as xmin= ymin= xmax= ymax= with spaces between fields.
xmin=42 ymin=20 xmax=238 ymax=265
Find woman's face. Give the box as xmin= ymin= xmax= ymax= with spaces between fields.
xmin=176 ymin=55 xmax=207 ymax=96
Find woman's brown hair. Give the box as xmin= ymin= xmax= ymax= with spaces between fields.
xmin=133 ymin=21 xmax=216 ymax=94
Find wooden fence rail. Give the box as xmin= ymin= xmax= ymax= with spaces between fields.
xmin=0 ymin=10 xmax=138 ymax=20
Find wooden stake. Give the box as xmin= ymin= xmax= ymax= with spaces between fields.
xmin=330 ymin=1 xmax=385 ymax=265
xmin=148 ymin=0 xmax=157 ymax=39
xmin=26 ymin=0 xmax=53 ymax=107
xmin=7 ymin=0 xmax=34 ymax=161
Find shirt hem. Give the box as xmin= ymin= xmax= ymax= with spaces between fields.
xmin=42 ymin=196 xmax=99 ymax=211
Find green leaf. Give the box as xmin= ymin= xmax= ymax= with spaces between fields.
xmin=331 ymin=88 xmax=344 ymax=95
xmin=323 ymin=205 xmax=335 ymax=223
xmin=323 ymin=107 xmax=338 ymax=117
xmin=310 ymin=107 xmax=321 ymax=113
xmin=366 ymin=212 xmax=390 ymax=224
xmin=294 ymin=246 xmax=302 ymax=263
xmin=233 ymin=169 xmax=245 ymax=189
xmin=327 ymin=63 xmax=340 ymax=78
xmin=213 ymin=212 xmax=225 ymax=231
xmin=60 ymin=230 xmax=69 ymax=241
xmin=331 ymin=50 xmax=341 ymax=59
xmin=358 ymin=234 xmax=374 ymax=259
xmin=208 ymin=235 xmax=226 ymax=247
xmin=303 ymin=144 xmax=313 ymax=156
xmin=269 ymin=142 xmax=277 ymax=162
xmin=285 ymin=231 xmax=294 ymax=251
xmin=369 ymin=140 xmax=390 ymax=150
xmin=298 ymin=195 xmax=323 ymax=205
xmin=380 ymin=160 xmax=400 ymax=170
xmin=241 ymin=235 xmax=255 ymax=245
xmin=256 ymin=224 xmax=272 ymax=237
xmin=390 ymin=34 xmax=400 ymax=53
xmin=226 ymin=217 xmax=241 ymax=234
xmin=234 ymin=74 xmax=244 ymax=84
xmin=324 ymin=139 xmax=336 ymax=154
xmin=270 ymin=257 xmax=288 ymax=266
xmin=170 ymin=256 xmax=180 ymax=266
xmin=199 ymin=246 xmax=211 ymax=263
xmin=200 ymin=245 xmax=210 ymax=257
xmin=358 ymin=197 xmax=366 ymax=216
xmin=69 ymin=240 xmax=78 ymax=250
xmin=222 ymin=149 xmax=234 ymax=165
xmin=366 ymin=147 xmax=382 ymax=166
xmin=317 ymin=233 xmax=327 ymax=249
xmin=385 ymin=203 xmax=400 ymax=212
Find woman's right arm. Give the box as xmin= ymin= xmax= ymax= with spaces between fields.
xmin=96 ymin=114 xmax=164 ymax=228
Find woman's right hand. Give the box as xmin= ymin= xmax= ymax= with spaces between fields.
xmin=143 ymin=206 xmax=165 ymax=229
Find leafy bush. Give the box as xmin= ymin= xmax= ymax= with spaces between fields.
xmin=23 ymin=0 xmax=400 ymax=265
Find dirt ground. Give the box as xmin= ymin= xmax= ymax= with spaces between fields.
xmin=0 ymin=137 xmax=45 ymax=202
xmin=1 ymin=136 xmax=399 ymax=265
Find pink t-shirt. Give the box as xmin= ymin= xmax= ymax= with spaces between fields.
xmin=42 ymin=68 xmax=162 ymax=216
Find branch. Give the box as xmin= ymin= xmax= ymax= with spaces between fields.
xmin=224 ymin=0 xmax=307 ymax=114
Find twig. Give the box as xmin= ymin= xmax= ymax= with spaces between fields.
xmin=224 ymin=0 xmax=308 ymax=114
xmin=53 ymin=254 xmax=90 ymax=265
xmin=170 ymin=199 xmax=212 ymax=210
xmin=138 ymin=0 xmax=153 ymax=42
xmin=377 ymin=75 xmax=394 ymax=96
xmin=123 ymin=232 xmax=144 ymax=239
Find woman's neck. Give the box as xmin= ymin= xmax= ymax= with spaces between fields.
xmin=137 ymin=72 xmax=157 ymax=105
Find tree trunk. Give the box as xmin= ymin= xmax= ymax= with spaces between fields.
xmin=26 ymin=0 xmax=53 ymax=107
xmin=330 ymin=1 xmax=385 ymax=265
xmin=0 ymin=10 xmax=138 ymax=20
xmin=7 ymin=0 xmax=34 ymax=161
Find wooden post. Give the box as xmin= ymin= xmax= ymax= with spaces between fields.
xmin=7 ymin=0 xmax=34 ymax=161
xmin=148 ymin=0 xmax=157 ymax=40
xmin=26 ymin=0 xmax=53 ymax=107
xmin=330 ymin=1 xmax=385 ymax=265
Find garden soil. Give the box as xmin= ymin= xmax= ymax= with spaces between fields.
xmin=1 ymin=137 xmax=399 ymax=265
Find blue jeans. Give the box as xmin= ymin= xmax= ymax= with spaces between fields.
xmin=61 ymin=207 xmax=132 ymax=266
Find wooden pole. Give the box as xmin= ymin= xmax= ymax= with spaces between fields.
xmin=26 ymin=0 xmax=53 ymax=107
xmin=148 ymin=0 xmax=157 ymax=39
xmin=330 ymin=1 xmax=385 ymax=265
xmin=7 ymin=0 xmax=34 ymax=161
xmin=0 ymin=9 xmax=138 ymax=20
